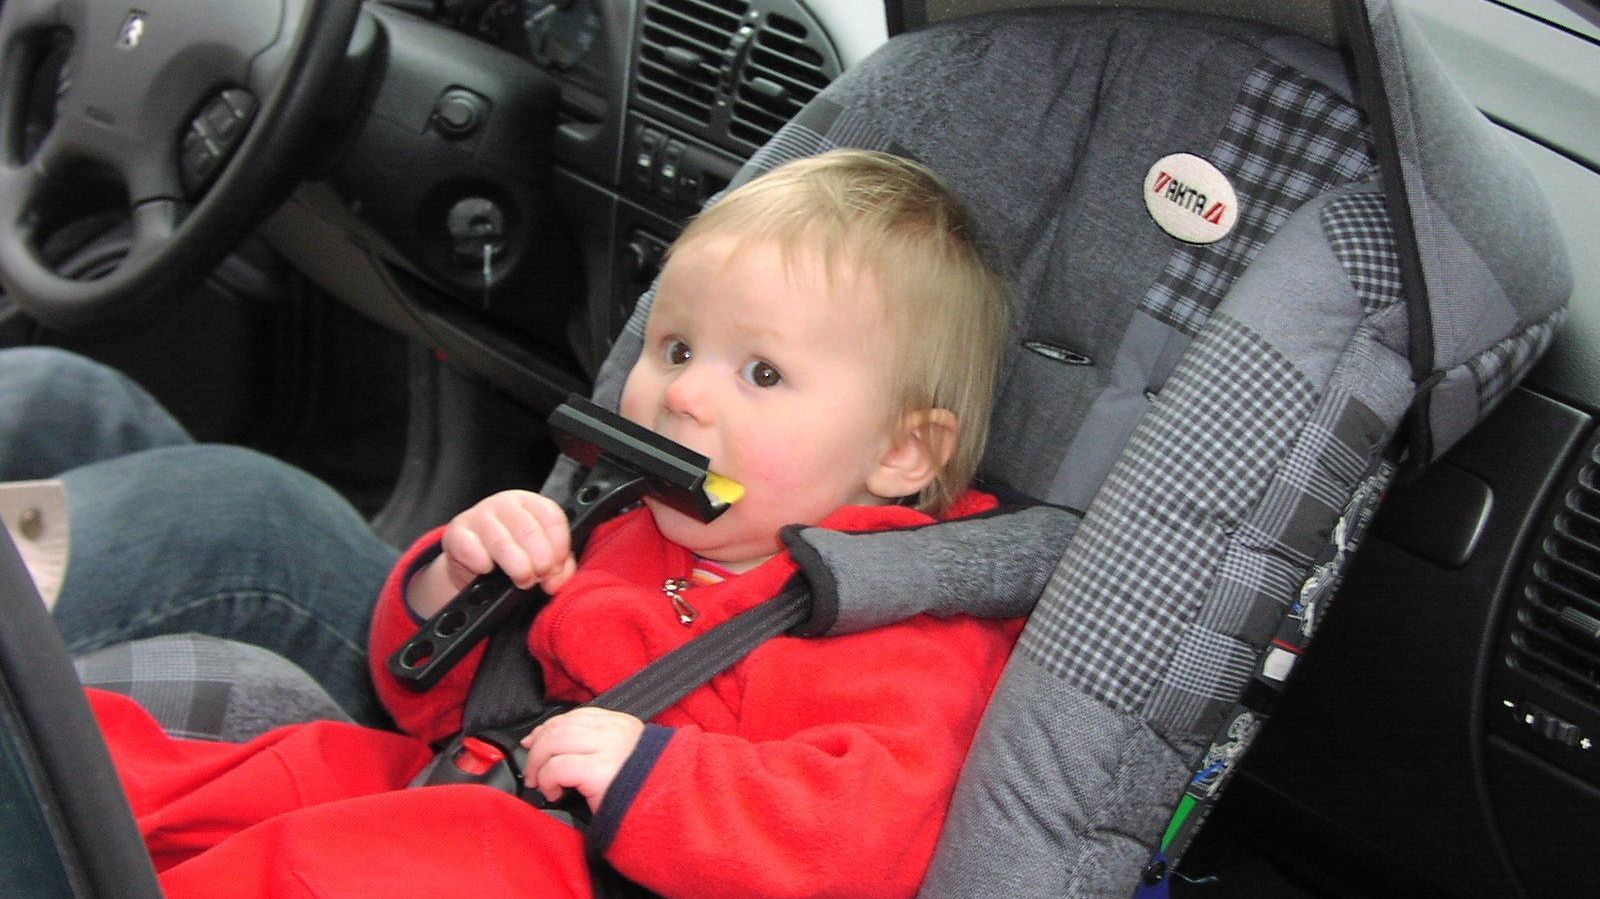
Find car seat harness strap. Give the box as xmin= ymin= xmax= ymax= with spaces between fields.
xmin=409 ymin=580 xmax=810 ymax=815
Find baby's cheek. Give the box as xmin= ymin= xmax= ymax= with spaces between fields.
xmin=729 ymin=436 xmax=810 ymax=497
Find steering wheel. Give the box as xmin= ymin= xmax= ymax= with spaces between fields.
xmin=0 ymin=0 xmax=362 ymax=333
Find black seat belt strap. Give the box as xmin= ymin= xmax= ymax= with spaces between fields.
xmin=573 ymin=582 xmax=811 ymax=899
xmin=1342 ymin=0 xmax=1437 ymax=473
xmin=588 ymin=579 xmax=811 ymax=720
xmin=412 ymin=578 xmax=812 ymax=796
xmin=461 ymin=595 xmax=546 ymax=734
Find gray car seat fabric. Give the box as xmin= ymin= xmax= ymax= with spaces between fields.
xmin=1355 ymin=0 xmax=1571 ymax=464
xmin=549 ymin=9 xmax=1400 ymax=631
xmin=542 ymin=3 xmax=1569 ymax=896
xmin=74 ymin=633 xmax=351 ymax=742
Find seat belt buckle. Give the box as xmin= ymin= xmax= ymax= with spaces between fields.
xmin=410 ymin=730 xmax=525 ymax=795
xmin=409 ymin=704 xmax=591 ymax=822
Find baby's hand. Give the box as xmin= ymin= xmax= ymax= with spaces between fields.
xmin=521 ymin=707 xmax=645 ymax=814
xmin=405 ymin=490 xmax=577 ymax=619
xmin=441 ymin=489 xmax=577 ymax=593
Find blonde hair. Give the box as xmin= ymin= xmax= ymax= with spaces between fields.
xmin=670 ymin=149 xmax=1011 ymax=514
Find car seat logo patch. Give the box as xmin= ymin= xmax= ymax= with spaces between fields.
xmin=1143 ymin=153 xmax=1239 ymax=244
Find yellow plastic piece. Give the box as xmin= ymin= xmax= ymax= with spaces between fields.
xmin=702 ymin=472 xmax=745 ymax=507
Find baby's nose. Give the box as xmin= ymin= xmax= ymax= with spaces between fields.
xmin=663 ymin=364 xmax=713 ymax=420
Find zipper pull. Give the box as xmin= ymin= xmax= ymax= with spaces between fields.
xmin=662 ymin=577 xmax=697 ymax=626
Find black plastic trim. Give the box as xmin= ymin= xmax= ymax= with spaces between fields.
xmin=0 ymin=534 xmax=162 ymax=898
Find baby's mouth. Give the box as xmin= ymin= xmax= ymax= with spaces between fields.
xmin=644 ymin=496 xmax=721 ymax=535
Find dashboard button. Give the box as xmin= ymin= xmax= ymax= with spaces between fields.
xmin=636 ymin=127 xmax=664 ymax=186
xmin=433 ymin=89 xmax=486 ymax=138
xmin=180 ymin=128 xmax=220 ymax=193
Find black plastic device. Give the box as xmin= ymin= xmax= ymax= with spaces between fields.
xmin=388 ymin=394 xmax=739 ymax=690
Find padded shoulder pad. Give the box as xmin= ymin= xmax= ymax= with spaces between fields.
xmin=782 ymin=504 xmax=1080 ymax=637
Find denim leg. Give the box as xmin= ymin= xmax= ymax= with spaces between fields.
xmin=52 ymin=445 xmax=401 ymax=727
xmin=0 ymin=347 xmax=192 ymax=480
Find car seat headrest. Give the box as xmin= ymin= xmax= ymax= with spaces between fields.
xmin=566 ymin=9 xmax=1387 ymax=513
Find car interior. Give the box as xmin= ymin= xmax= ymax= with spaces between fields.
xmin=0 ymin=0 xmax=1598 ymax=897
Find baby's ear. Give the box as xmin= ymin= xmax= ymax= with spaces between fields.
xmin=867 ymin=409 xmax=958 ymax=501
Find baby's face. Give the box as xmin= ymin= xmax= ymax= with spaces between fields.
xmin=619 ymin=233 xmax=902 ymax=571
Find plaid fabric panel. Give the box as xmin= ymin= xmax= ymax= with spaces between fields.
xmin=75 ymin=635 xmax=234 ymax=740
xmin=1146 ymin=628 xmax=1260 ymax=733
xmin=1467 ymin=308 xmax=1567 ymax=415
xmin=74 ymin=634 xmax=349 ymax=741
xmin=1322 ymin=190 xmax=1403 ymax=315
xmin=1142 ymin=60 xmax=1375 ymax=336
xmin=1020 ymin=316 xmax=1317 ymax=712
xmin=1241 ymin=386 xmax=1386 ymax=552
xmin=1145 ymin=390 xmax=1392 ymax=732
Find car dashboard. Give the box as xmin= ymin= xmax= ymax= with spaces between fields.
xmin=262 ymin=0 xmax=878 ymax=416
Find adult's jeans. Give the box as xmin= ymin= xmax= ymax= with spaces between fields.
xmin=0 ymin=347 xmax=399 ymax=726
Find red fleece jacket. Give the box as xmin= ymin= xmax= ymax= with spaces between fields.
xmin=91 ymin=493 xmax=1022 ymax=899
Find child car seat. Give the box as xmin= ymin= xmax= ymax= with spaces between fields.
xmin=14 ymin=1 xmax=1568 ymax=896
xmin=538 ymin=2 xmax=1570 ymax=894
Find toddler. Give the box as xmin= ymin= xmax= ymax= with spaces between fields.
xmin=90 ymin=148 xmax=1020 ymax=898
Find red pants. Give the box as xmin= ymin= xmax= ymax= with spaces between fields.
xmin=90 ymin=689 xmax=594 ymax=898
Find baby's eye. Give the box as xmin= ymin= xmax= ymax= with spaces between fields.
xmin=664 ymin=339 xmax=691 ymax=366
xmin=741 ymin=359 xmax=782 ymax=388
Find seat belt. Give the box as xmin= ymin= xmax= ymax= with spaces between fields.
xmin=590 ymin=578 xmax=810 ymax=720
xmin=407 ymin=560 xmax=809 ymax=899
xmin=409 ymin=577 xmax=811 ymax=806
xmin=1343 ymin=0 xmax=1437 ymax=473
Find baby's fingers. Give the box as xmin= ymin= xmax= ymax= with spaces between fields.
xmin=480 ymin=501 xmax=550 ymax=589
xmin=439 ymin=525 xmax=496 ymax=585
xmin=539 ymin=555 xmax=579 ymax=594
xmin=531 ymin=752 xmax=591 ymax=804
xmin=512 ymin=494 xmax=575 ymax=590
xmin=444 ymin=492 xmax=563 ymax=589
xmin=519 ymin=708 xmax=642 ymax=812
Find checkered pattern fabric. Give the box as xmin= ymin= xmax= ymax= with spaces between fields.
xmin=1468 ymin=310 xmax=1567 ymax=416
xmin=1322 ymin=190 xmax=1404 ymax=315
xmin=1147 ymin=628 xmax=1260 ymax=731
xmin=1129 ymin=184 xmax=1405 ymax=734
xmin=1142 ymin=60 xmax=1376 ymax=336
xmin=1144 ymin=390 xmax=1393 ymax=732
xmin=75 ymin=633 xmax=349 ymax=741
xmin=1020 ymin=316 xmax=1318 ymax=713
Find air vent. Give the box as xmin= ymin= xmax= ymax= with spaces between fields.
xmin=637 ymin=0 xmax=750 ymax=127
xmin=632 ymin=1 xmax=841 ymax=159
xmin=729 ymin=12 xmax=832 ymax=150
xmin=1506 ymin=443 xmax=1600 ymax=709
